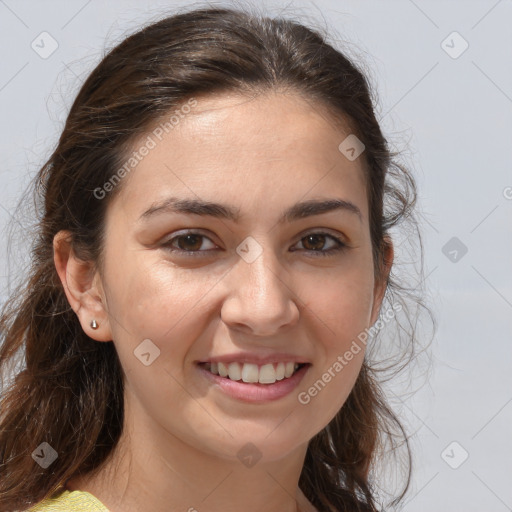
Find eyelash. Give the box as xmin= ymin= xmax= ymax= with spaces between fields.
xmin=161 ymin=230 xmax=347 ymax=258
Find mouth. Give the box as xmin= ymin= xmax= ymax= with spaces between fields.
xmin=196 ymin=361 xmax=311 ymax=403
xmin=197 ymin=361 xmax=309 ymax=385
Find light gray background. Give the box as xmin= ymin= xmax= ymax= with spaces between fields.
xmin=1 ymin=1 xmax=511 ymax=511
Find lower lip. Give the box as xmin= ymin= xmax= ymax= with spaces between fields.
xmin=197 ymin=363 xmax=310 ymax=403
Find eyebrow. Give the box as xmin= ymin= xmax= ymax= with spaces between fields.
xmin=139 ymin=196 xmax=363 ymax=224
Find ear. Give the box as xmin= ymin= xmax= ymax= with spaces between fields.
xmin=369 ymin=236 xmax=394 ymax=327
xmin=53 ymin=230 xmax=112 ymax=342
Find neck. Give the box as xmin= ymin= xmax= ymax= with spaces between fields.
xmin=65 ymin=396 xmax=318 ymax=512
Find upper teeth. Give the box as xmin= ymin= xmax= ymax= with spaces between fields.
xmin=206 ymin=362 xmax=300 ymax=384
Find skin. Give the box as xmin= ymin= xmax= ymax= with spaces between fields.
xmin=53 ymin=90 xmax=393 ymax=512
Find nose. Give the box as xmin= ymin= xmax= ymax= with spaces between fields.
xmin=220 ymin=244 xmax=300 ymax=336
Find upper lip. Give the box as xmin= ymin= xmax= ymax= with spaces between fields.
xmin=197 ymin=352 xmax=311 ymax=366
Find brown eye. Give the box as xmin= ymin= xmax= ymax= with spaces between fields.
xmin=175 ymin=234 xmax=204 ymax=251
xmin=302 ymin=234 xmax=328 ymax=251
xmin=293 ymin=232 xmax=347 ymax=257
xmin=161 ymin=231 xmax=218 ymax=256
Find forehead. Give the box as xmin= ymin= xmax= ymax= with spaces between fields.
xmin=109 ymin=91 xmax=368 ymax=224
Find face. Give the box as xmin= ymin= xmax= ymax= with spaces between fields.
xmin=84 ymin=91 xmax=389 ymax=464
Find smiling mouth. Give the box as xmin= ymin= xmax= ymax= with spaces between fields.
xmin=197 ymin=361 xmax=309 ymax=385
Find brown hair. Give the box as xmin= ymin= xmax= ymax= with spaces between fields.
xmin=0 ymin=5 xmax=433 ymax=511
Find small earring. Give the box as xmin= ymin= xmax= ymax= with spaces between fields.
xmin=90 ymin=319 xmax=99 ymax=329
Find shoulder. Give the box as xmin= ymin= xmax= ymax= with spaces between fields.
xmin=27 ymin=489 xmax=109 ymax=511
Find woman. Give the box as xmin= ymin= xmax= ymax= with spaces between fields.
xmin=0 ymin=5 xmax=429 ymax=511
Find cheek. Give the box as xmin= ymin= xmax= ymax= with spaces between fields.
xmin=105 ymin=262 xmax=216 ymax=412
xmin=295 ymin=263 xmax=374 ymax=421
xmin=105 ymin=257 xmax=221 ymax=365
xmin=303 ymin=349 xmax=364 ymax=430
xmin=300 ymin=261 xmax=376 ymax=344
xmin=106 ymin=250 xmax=192 ymax=325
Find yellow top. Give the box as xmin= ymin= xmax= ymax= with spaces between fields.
xmin=27 ymin=489 xmax=109 ymax=511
